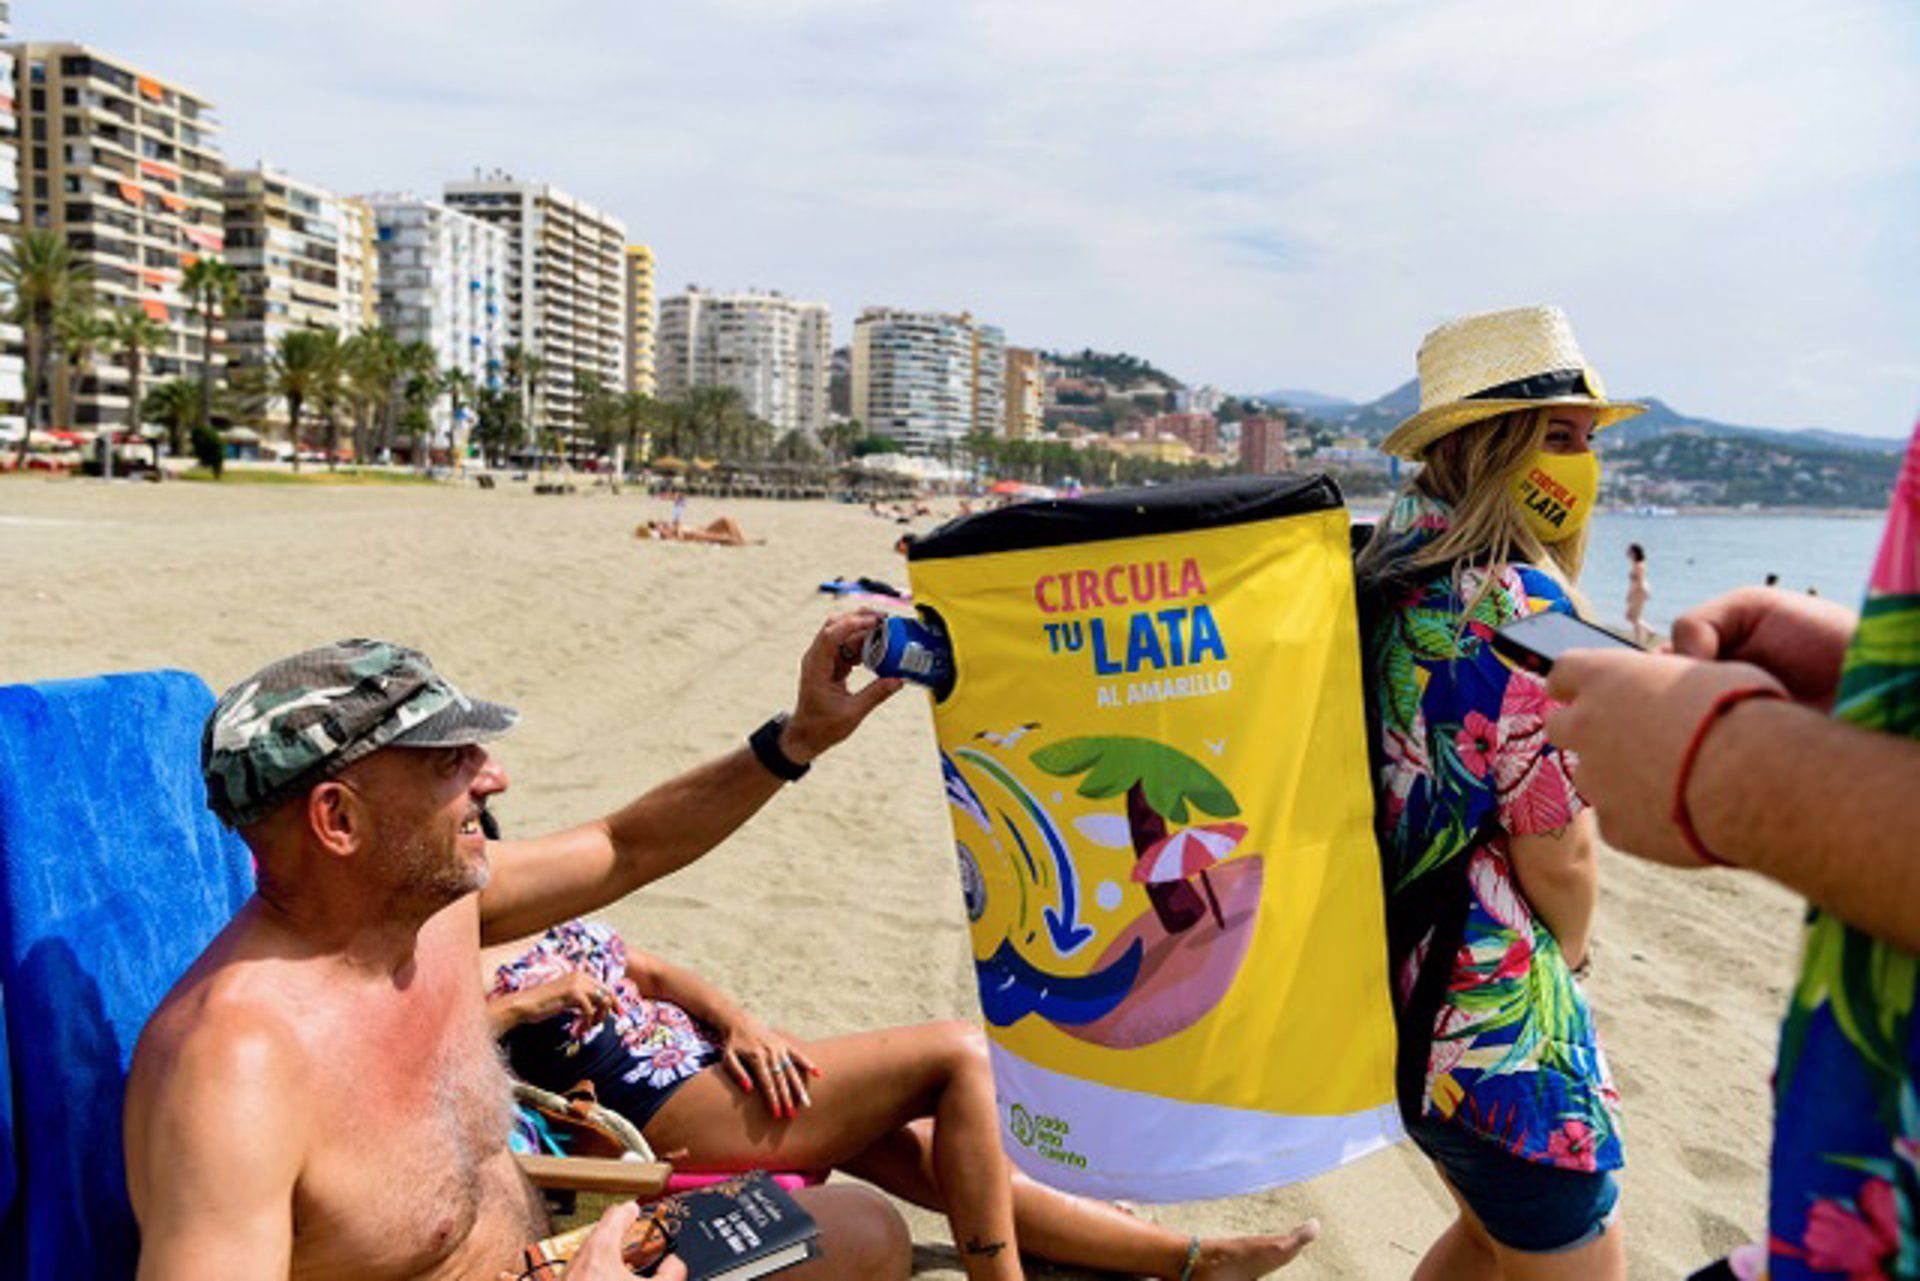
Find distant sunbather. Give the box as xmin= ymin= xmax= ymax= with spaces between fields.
xmin=481 ymin=917 xmax=1318 ymax=1281
xmin=638 ymin=517 xmax=760 ymax=546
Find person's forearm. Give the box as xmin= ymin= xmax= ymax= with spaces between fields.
xmin=485 ymin=990 xmax=532 ymax=1037
xmin=1510 ymin=842 xmax=1598 ymax=967
xmin=1690 ymin=700 xmax=1920 ymax=951
xmin=601 ymin=747 xmax=786 ymax=887
xmin=630 ymin=953 xmax=749 ymax=1031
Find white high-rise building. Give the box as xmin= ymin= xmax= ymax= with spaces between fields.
xmin=0 ymin=4 xmax=23 ymax=440
xmin=655 ymin=288 xmax=830 ymax=437
xmin=851 ymin=308 xmax=1006 ymax=456
xmin=443 ymin=173 xmax=626 ymax=439
xmin=365 ymin=194 xmax=508 ymax=447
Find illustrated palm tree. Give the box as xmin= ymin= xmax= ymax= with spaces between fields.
xmin=2 ymin=229 xmax=93 ymax=471
xmin=106 ymin=307 xmax=169 ymax=467
xmin=181 ymin=257 xmax=238 ymax=439
xmin=1031 ymin=736 xmax=1242 ymax=934
xmin=142 ymin=378 xmax=202 ymax=467
xmin=265 ymin=328 xmax=341 ymax=472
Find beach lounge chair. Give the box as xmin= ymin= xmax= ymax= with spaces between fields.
xmin=0 ymin=669 xmax=665 ymax=1278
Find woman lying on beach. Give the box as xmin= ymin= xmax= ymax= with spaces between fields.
xmin=1356 ymin=306 xmax=1637 ymax=1279
xmin=636 ymin=516 xmax=760 ymax=546
xmin=481 ymin=918 xmax=1315 ymax=1281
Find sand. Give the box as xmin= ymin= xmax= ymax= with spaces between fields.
xmin=0 ymin=474 xmax=1806 ymax=1279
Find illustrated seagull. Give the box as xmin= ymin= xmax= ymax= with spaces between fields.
xmin=976 ymin=722 xmax=1041 ymax=748
xmin=1204 ymin=738 xmax=1227 ymax=756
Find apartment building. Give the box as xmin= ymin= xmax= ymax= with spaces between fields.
xmin=1002 ymin=346 xmax=1043 ymax=439
xmin=10 ymin=41 xmax=225 ymax=428
xmin=365 ymin=193 xmax=508 ymax=447
xmin=1144 ymin=411 xmax=1219 ymax=457
xmin=624 ymin=243 xmax=655 ymax=396
xmin=221 ymin=165 xmax=377 ymax=429
xmin=971 ymin=323 xmax=1005 ymax=439
xmin=0 ymin=5 xmax=24 ymax=438
xmin=443 ymin=173 xmax=625 ymax=439
xmin=1239 ymin=415 xmax=1292 ymax=474
xmin=851 ymin=307 xmax=1005 ymax=456
xmin=655 ymin=287 xmax=830 ymax=437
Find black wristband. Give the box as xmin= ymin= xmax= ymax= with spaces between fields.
xmin=748 ymin=713 xmax=811 ymax=782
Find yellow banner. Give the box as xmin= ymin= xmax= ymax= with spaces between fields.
xmin=909 ymin=500 xmax=1399 ymax=1197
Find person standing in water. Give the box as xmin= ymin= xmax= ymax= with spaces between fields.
xmin=1625 ymin=543 xmax=1652 ymax=645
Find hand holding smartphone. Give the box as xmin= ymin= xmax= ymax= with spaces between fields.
xmin=1491 ymin=611 xmax=1644 ymax=675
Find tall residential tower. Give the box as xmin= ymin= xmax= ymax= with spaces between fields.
xmin=624 ymin=243 xmax=655 ymax=397
xmin=221 ymin=164 xmax=377 ymax=434
xmin=851 ymin=307 xmax=1006 ymax=456
xmin=655 ymin=287 xmax=829 ymax=437
xmin=443 ymin=173 xmax=626 ymax=439
xmin=365 ymin=193 xmax=508 ymax=448
xmin=9 ymin=41 xmax=225 ymax=429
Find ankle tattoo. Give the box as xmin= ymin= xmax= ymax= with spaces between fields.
xmin=963 ymin=1236 xmax=1008 ymax=1259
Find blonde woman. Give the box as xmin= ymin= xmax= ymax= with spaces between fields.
xmin=1357 ymin=307 xmax=1641 ymax=1280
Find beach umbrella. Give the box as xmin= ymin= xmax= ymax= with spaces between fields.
xmin=1130 ymin=822 xmax=1246 ymax=928
xmin=988 ymin=479 xmax=1027 ymax=495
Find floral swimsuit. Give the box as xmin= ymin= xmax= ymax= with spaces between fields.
xmin=490 ymin=920 xmax=720 ymax=1128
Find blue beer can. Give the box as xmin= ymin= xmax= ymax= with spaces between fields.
xmin=862 ymin=615 xmax=955 ymax=697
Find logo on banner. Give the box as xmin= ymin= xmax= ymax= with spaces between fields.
xmin=1007 ymin=1103 xmax=1087 ymax=1169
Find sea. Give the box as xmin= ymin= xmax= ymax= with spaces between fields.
xmin=1350 ymin=509 xmax=1888 ymax=632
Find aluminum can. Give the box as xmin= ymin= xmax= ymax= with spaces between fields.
xmin=862 ymin=615 xmax=955 ymax=697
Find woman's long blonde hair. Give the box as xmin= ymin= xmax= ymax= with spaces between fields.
xmin=1357 ymin=408 xmax=1588 ymax=610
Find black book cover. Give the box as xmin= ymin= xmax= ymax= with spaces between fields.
xmin=647 ymin=1172 xmax=821 ymax=1280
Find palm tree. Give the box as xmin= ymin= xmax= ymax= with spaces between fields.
xmin=393 ymin=340 xmax=438 ymax=467
xmin=56 ymin=307 xmax=112 ymax=471
xmin=502 ymin=343 xmax=546 ymax=456
xmin=106 ymin=307 xmax=169 ymax=469
xmin=619 ymin=391 xmax=659 ymax=479
xmin=143 ymin=378 xmax=202 ymax=469
xmin=442 ymin=366 xmax=475 ymax=471
xmin=684 ymin=385 xmax=749 ymax=460
xmin=340 ymin=328 xmax=396 ymax=466
xmin=181 ymin=257 xmax=237 ymax=439
xmin=1 ymin=230 xmax=91 ymax=470
xmin=264 ymin=328 xmax=341 ymax=472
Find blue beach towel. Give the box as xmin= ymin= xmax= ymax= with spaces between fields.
xmin=0 ymin=670 xmax=254 ymax=1278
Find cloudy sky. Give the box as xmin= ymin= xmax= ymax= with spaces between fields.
xmin=39 ymin=0 xmax=1920 ymax=436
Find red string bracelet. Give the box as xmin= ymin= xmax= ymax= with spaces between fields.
xmin=1671 ymin=685 xmax=1787 ymax=867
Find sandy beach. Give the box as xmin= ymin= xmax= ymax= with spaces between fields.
xmin=0 ymin=475 xmax=1806 ymax=1279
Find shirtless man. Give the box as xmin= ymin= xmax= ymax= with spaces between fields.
xmin=124 ymin=622 xmax=908 ymax=1279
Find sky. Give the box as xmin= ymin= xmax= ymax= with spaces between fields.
xmin=35 ymin=0 xmax=1920 ymax=436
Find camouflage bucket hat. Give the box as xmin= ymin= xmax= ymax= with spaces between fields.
xmin=202 ymin=638 xmax=519 ymax=828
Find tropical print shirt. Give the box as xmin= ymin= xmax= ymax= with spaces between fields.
xmin=1369 ymin=494 xmax=1623 ymax=1172
xmin=1770 ymin=421 xmax=1920 ymax=1279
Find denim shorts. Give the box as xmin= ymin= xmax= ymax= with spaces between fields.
xmin=1406 ymin=1114 xmax=1620 ymax=1255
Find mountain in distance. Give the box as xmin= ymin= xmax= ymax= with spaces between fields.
xmin=1250 ymin=388 xmax=1355 ymax=412
xmin=1253 ymin=383 xmax=1903 ymax=455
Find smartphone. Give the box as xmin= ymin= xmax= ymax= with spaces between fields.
xmin=1490 ymin=611 xmax=1643 ymax=675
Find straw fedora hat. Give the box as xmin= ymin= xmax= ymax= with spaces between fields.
xmin=1380 ymin=305 xmax=1644 ymax=460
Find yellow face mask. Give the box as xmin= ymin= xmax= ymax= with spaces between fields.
xmin=1511 ymin=450 xmax=1600 ymax=544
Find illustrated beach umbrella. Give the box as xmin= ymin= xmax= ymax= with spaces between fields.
xmin=1131 ymin=822 xmax=1246 ymax=929
xmin=1032 ymin=735 xmax=1241 ymax=934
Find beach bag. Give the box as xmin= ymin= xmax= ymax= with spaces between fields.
xmin=904 ymin=474 xmax=1401 ymax=1201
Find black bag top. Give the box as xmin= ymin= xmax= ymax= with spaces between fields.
xmin=907 ymin=473 xmax=1346 ymax=562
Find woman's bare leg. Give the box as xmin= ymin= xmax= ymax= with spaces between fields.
xmin=1415 ymin=1177 xmax=1624 ymax=1281
xmin=787 ymin=1185 xmax=912 ymax=1281
xmin=845 ymin=1117 xmax=1315 ymax=1279
xmin=644 ymin=1022 xmax=1020 ymax=1281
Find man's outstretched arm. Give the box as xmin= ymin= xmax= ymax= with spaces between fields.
xmin=478 ymin=611 xmax=900 ymax=942
xmin=128 ymin=1013 xmax=306 ymax=1280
